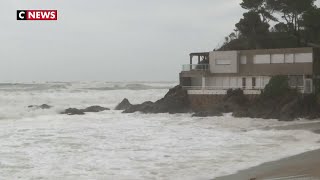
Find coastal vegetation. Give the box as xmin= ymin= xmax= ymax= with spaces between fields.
xmin=220 ymin=0 xmax=320 ymax=50
xmin=261 ymin=75 xmax=291 ymax=98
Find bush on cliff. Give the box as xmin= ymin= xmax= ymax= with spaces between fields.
xmin=261 ymin=76 xmax=291 ymax=98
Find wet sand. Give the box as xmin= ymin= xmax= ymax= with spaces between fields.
xmin=215 ymin=121 xmax=320 ymax=180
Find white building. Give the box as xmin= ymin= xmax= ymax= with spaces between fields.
xmin=180 ymin=47 xmax=320 ymax=95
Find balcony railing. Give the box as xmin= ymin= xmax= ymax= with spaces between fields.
xmin=182 ymin=64 xmax=209 ymax=71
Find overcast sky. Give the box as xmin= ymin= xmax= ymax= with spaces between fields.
xmin=0 ymin=0 xmax=319 ymax=82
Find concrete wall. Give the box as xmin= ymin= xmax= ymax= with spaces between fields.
xmin=188 ymin=95 xmax=224 ymax=111
xmin=209 ymin=51 xmax=238 ymax=74
xmin=188 ymin=94 xmax=258 ymax=112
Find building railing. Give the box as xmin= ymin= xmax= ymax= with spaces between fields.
xmin=182 ymin=86 xmax=264 ymax=90
xmin=182 ymin=85 xmax=305 ymax=92
xmin=182 ymin=64 xmax=209 ymax=72
xmin=292 ymin=86 xmax=305 ymax=93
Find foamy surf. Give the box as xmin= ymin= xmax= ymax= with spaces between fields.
xmin=0 ymin=82 xmax=319 ymax=180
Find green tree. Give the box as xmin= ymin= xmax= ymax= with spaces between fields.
xmin=302 ymin=7 xmax=320 ymax=43
xmin=228 ymin=32 xmax=237 ymax=41
xmin=235 ymin=11 xmax=270 ymax=48
xmin=272 ymin=22 xmax=289 ymax=32
xmin=267 ymin=0 xmax=315 ymax=33
xmin=241 ymin=0 xmax=264 ymax=10
xmin=236 ymin=11 xmax=270 ymax=38
xmin=262 ymin=76 xmax=290 ymax=98
xmin=241 ymin=0 xmax=277 ymax=22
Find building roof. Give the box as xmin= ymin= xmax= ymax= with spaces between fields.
xmin=189 ymin=52 xmax=209 ymax=56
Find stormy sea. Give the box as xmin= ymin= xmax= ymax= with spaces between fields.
xmin=0 ymin=82 xmax=319 ymax=180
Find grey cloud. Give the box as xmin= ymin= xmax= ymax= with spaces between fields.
xmin=2 ymin=0 xmax=316 ymax=82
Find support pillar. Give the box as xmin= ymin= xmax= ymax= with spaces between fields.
xmin=202 ymin=76 xmax=206 ymax=90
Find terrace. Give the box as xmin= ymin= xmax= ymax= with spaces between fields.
xmin=182 ymin=52 xmax=210 ymax=72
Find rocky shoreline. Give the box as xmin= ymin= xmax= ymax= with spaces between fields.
xmin=30 ymin=77 xmax=320 ymax=121
xmin=116 ymin=85 xmax=190 ymax=114
xmin=115 ymin=77 xmax=320 ymax=121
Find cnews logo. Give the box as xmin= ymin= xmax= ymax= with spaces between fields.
xmin=17 ymin=10 xmax=58 ymax=20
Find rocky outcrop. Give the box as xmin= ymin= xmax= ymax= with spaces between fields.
xmin=190 ymin=88 xmax=320 ymax=121
xmin=115 ymin=98 xmax=132 ymax=110
xmin=118 ymin=84 xmax=320 ymax=120
xmin=62 ymin=108 xmax=85 ymax=115
xmin=121 ymin=85 xmax=191 ymax=114
xmin=83 ymin=106 xmax=110 ymax=113
xmin=28 ymin=104 xmax=52 ymax=109
xmin=61 ymin=106 xmax=110 ymax=115
xmin=233 ymin=92 xmax=320 ymax=121
xmin=192 ymin=109 xmax=223 ymax=117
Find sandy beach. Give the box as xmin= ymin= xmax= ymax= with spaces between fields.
xmin=215 ymin=121 xmax=320 ymax=180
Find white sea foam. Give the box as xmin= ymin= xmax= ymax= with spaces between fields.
xmin=0 ymin=82 xmax=319 ymax=180
xmin=0 ymin=82 xmax=172 ymax=120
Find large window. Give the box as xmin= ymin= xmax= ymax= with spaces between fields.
xmin=240 ymin=55 xmax=247 ymax=64
xmin=271 ymin=54 xmax=284 ymax=64
xmin=295 ymin=53 xmax=313 ymax=63
xmin=253 ymin=55 xmax=270 ymax=64
xmin=284 ymin=54 xmax=294 ymax=63
xmin=252 ymin=77 xmax=256 ymax=88
xmin=252 ymin=53 xmax=313 ymax=64
xmin=242 ymin=78 xmax=246 ymax=89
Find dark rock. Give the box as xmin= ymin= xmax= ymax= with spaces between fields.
xmin=123 ymin=101 xmax=154 ymax=113
xmin=83 ymin=106 xmax=110 ymax=112
xmin=28 ymin=104 xmax=52 ymax=109
xmin=313 ymin=129 xmax=320 ymax=134
xmin=279 ymin=98 xmax=300 ymax=121
xmin=61 ymin=105 xmax=110 ymax=115
xmin=233 ymin=109 xmax=249 ymax=118
xmin=192 ymin=111 xmax=210 ymax=117
xmin=192 ymin=110 xmax=223 ymax=117
xmin=122 ymin=85 xmax=190 ymax=114
xmin=61 ymin=108 xmax=85 ymax=115
xmin=39 ymin=104 xmax=52 ymax=109
xmin=115 ymin=98 xmax=132 ymax=110
xmin=226 ymin=88 xmax=244 ymax=98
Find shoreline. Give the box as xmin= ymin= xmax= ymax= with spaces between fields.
xmin=215 ymin=121 xmax=320 ymax=180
